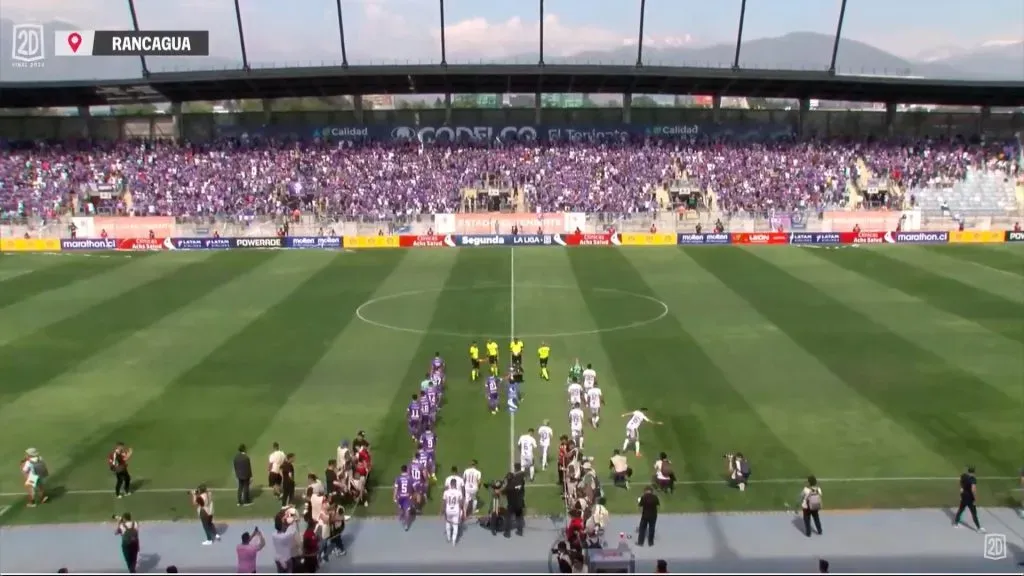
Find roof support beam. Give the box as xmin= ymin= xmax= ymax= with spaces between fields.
xmin=335 ymin=0 xmax=349 ymax=67
xmin=635 ymin=0 xmax=646 ymax=67
xmin=439 ymin=0 xmax=448 ymax=65
xmin=539 ymin=0 xmax=545 ymax=66
xmin=829 ymin=0 xmax=848 ymax=74
xmin=732 ymin=0 xmax=747 ymax=70
xmin=233 ymin=0 xmax=250 ymax=71
xmin=125 ymin=0 xmax=149 ymax=77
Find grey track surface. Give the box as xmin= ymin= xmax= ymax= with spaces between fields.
xmin=2 ymin=508 xmax=1024 ymax=573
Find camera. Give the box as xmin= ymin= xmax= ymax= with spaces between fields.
xmin=482 ymin=478 xmax=505 ymax=491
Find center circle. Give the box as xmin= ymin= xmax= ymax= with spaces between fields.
xmin=355 ymin=284 xmax=669 ymax=338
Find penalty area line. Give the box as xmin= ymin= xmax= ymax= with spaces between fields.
xmin=1 ymin=476 xmax=1018 ymax=498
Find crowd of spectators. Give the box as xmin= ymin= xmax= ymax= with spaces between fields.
xmin=0 ymin=138 xmax=1013 ymax=223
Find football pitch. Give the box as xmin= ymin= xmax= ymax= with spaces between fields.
xmin=0 ymin=244 xmax=1021 ymax=526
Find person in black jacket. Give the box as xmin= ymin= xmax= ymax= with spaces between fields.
xmin=503 ymin=465 xmax=527 ymax=537
xmin=234 ymin=445 xmax=253 ymax=506
xmin=637 ymin=486 xmax=660 ymax=546
xmin=953 ymin=466 xmax=984 ymax=531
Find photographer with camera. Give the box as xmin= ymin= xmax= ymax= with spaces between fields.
xmin=189 ymin=485 xmax=220 ymax=545
xmin=502 ymin=464 xmax=527 ymax=538
xmin=236 ymin=527 xmax=266 ymax=573
xmin=272 ymin=506 xmax=301 ymax=573
xmin=725 ymin=452 xmax=751 ymax=491
xmin=113 ymin=513 xmax=140 ymax=573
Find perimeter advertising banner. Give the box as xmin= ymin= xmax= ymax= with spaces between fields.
xmin=888 ymin=231 xmax=949 ymax=244
xmin=116 ymin=238 xmax=166 ymax=251
xmin=233 ymin=237 xmax=285 ymax=249
xmin=789 ymin=232 xmax=841 ymax=245
xmin=398 ymin=235 xmax=454 ymax=248
xmin=92 ymin=216 xmax=175 ymax=239
xmin=948 ymin=231 xmax=1005 ymax=244
xmin=618 ymin=233 xmax=676 ymax=246
xmin=558 ymin=233 xmax=619 ymax=247
xmin=731 ymin=232 xmax=790 ymax=245
xmin=838 ymin=232 xmax=886 ymax=244
xmin=60 ymin=238 xmax=118 ymax=251
xmin=676 ymin=233 xmax=731 ymax=245
xmin=1007 ymin=231 xmax=1024 ymax=242
xmin=286 ymin=237 xmax=342 ymax=249
xmin=343 ymin=236 xmax=399 ymax=249
xmin=0 ymin=238 xmax=61 ymax=252
xmin=163 ymin=238 xmax=234 ymax=250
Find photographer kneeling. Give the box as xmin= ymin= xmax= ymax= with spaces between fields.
xmin=725 ymin=453 xmax=751 ymax=492
xmin=190 ymin=485 xmax=220 ymax=545
xmin=609 ymin=450 xmax=632 ymax=489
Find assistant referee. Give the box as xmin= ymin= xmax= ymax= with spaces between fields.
xmin=538 ymin=342 xmax=551 ymax=381
xmin=510 ymin=338 xmax=524 ymax=371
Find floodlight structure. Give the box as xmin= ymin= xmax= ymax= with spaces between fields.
xmin=125 ymin=0 xmax=148 ymax=77
xmin=335 ymin=0 xmax=349 ymax=67
xmin=829 ymin=0 xmax=848 ymax=74
xmin=233 ymin=0 xmax=250 ymax=70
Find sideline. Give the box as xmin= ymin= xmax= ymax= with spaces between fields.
xmin=2 ymin=475 xmax=1018 ymax=498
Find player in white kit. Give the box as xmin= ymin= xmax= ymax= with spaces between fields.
xmin=441 ymin=479 xmax=465 ymax=545
xmin=462 ymin=460 xmax=482 ymax=514
xmin=517 ymin=429 xmax=538 ymax=481
xmin=582 ymin=364 xmax=597 ymax=391
xmin=568 ymin=403 xmax=586 ymax=450
xmin=567 ymin=378 xmax=583 ymax=407
xmin=621 ymin=408 xmax=661 ymax=457
xmin=444 ymin=466 xmax=465 ymax=496
xmin=586 ymin=383 xmax=604 ymax=428
xmin=537 ymin=420 xmax=554 ymax=470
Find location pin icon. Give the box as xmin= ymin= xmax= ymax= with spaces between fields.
xmin=67 ymin=32 xmax=82 ymax=53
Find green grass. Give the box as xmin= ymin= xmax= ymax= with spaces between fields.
xmin=0 ymin=245 xmax=1021 ymax=526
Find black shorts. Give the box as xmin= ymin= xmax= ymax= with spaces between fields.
xmin=471 ymin=358 xmax=480 ymax=369
xmin=268 ymin=472 xmax=283 ymax=487
xmin=511 ymin=353 xmax=523 ymax=364
xmin=488 ymin=355 xmax=498 ymax=364
xmin=539 ymin=358 xmax=548 ymax=368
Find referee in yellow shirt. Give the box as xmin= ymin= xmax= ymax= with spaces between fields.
xmin=510 ymin=338 xmax=525 ymax=372
xmin=469 ymin=341 xmax=481 ymax=381
xmin=538 ymin=342 xmax=551 ymax=381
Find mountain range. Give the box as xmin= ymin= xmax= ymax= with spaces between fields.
xmin=2 ymin=18 xmax=1022 ymax=87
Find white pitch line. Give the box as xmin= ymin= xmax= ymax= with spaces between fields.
xmin=509 ymin=246 xmax=516 ymax=472
xmin=1 ymin=476 xmax=1019 ymax=499
xmin=0 ymin=505 xmax=10 ymax=517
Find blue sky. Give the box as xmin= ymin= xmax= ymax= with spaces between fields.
xmin=3 ymin=0 xmax=1022 ymax=71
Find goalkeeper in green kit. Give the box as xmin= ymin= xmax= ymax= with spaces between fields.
xmin=569 ymin=358 xmax=583 ymax=382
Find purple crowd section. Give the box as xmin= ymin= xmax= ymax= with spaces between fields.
xmin=0 ymin=139 xmax=1015 ymax=220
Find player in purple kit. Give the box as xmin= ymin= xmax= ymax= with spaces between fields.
xmin=425 ymin=383 xmax=440 ymax=413
xmin=420 ymin=428 xmax=437 ymax=455
xmin=407 ymin=394 xmax=423 ymax=440
xmin=485 ymin=375 xmax=500 ymax=415
xmin=409 ymin=458 xmax=427 ymax=507
xmin=394 ymin=464 xmax=414 ymax=530
xmin=416 ymin=446 xmax=436 ymax=481
xmin=418 ymin=392 xmax=434 ymax=430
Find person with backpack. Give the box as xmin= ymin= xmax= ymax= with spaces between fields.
xmin=727 ymin=453 xmax=752 ymax=492
xmin=114 ymin=513 xmax=141 ymax=573
xmin=798 ymin=476 xmax=823 ymax=537
xmin=21 ymin=448 xmax=48 ymax=507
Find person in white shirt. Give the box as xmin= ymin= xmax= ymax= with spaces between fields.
xmin=567 ymin=379 xmax=583 ymax=407
xmin=444 ymin=466 xmax=465 ymax=496
xmin=267 ymin=443 xmax=286 ymax=498
xmin=537 ymin=421 xmax=554 ymax=471
xmin=462 ymin=460 xmax=482 ymax=514
xmin=440 ymin=479 xmax=465 ymax=545
xmin=621 ymin=408 xmax=662 ymax=457
xmin=586 ymin=384 xmax=604 ymax=428
xmin=582 ymin=364 xmax=597 ymax=391
xmin=21 ymin=448 xmax=48 ymax=507
xmin=518 ymin=429 xmax=538 ymax=481
xmin=569 ymin=404 xmax=586 ymax=450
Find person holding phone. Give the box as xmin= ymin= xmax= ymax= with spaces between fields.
xmin=236 ymin=527 xmax=266 ymax=573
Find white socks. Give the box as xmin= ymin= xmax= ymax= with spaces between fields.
xmin=445 ymin=521 xmax=460 ymax=544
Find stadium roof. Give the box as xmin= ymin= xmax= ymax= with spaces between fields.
xmin=2 ymin=65 xmax=1023 ymax=109
xmin=1 ymin=0 xmax=1021 ymax=108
